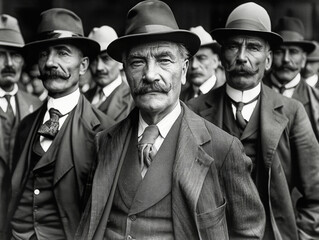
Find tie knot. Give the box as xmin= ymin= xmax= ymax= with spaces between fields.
xmin=3 ymin=94 xmax=11 ymax=102
xmin=139 ymin=125 xmax=159 ymax=145
xmin=49 ymin=108 xmax=63 ymax=120
xmin=236 ymin=102 xmax=245 ymax=111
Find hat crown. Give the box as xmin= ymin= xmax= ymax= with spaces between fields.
xmin=190 ymin=26 xmax=216 ymax=46
xmin=37 ymin=8 xmax=84 ymax=37
xmin=274 ymin=16 xmax=305 ymax=41
xmin=0 ymin=14 xmax=24 ymax=47
xmin=125 ymin=0 xmax=179 ymax=35
xmin=226 ymin=2 xmax=271 ymax=32
xmin=88 ymin=25 xmax=118 ymax=52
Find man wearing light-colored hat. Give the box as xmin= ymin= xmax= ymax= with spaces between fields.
xmin=189 ymin=2 xmax=319 ymax=240
xmin=4 ymin=8 xmax=115 ymax=240
xmin=180 ymin=26 xmax=224 ymax=102
xmin=301 ymin=40 xmax=319 ymax=88
xmin=86 ymin=25 xmax=134 ymax=122
xmin=76 ymin=1 xmax=265 ymax=239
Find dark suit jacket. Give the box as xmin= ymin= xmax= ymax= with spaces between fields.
xmin=188 ymin=84 xmax=319 ymax=240
xmin=1 ymin=95 xmax=115 ymax=240
xmin=84 ymin=81 xmax=134 ymax=123
xmin=75 ymin=102 xmax=266 ymax=240
xmin=263 ymin=75 xmax=319 ymax=141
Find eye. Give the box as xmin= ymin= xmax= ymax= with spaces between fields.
xmin=158 ymin=57 xmax=172 ymax=65
xmin=38 ymin=51 xmax=48 ymax=59
xmin=130 ymin=59 xmax=144 ymax=68
xmin=58 ymin=50 xmax=69 ymax=56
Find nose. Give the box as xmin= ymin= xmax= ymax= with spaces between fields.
xmin=236 ymin=46 xmax=248 ymax=64
xmin=143 ymin=60 xmax=160 ymax=82
xmin=5 ymin=52 xmax=13 ymax=66
xmin=45 ymin=51 xmax=57 ymax=68
xmin=283 ymin=49 xmax=290 ymax=63
xmin=97 ymin=57 xmax=105 ymax=72
xmin=190 ymin=57 xmax=199 ymax=69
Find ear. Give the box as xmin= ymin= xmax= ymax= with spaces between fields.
xmin=181 ymin=59 xmax=189 ymax=85
xmin=79 ymin=56 xmax=89 ymax=76
xmin=265 ymin=50 xmax=273 ymax=71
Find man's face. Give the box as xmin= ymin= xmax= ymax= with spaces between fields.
xmin=301 ymin=61 xmax=319 ymax=79
xmin=0 ymin=46 xmax=24 ymax=91
xmin=90 ymin=51 xmax=121 ymax=87
xmin=38 ymin=44 xmax=88 ymax=98
xmin=124 ymin=41 xmax=188 ymax=123
xmin=187 ymin=47 xmax=219 ymax=86
xmin=272 ymin=45 xmax=306 ymax=84
xmin=221 ymin=35 xmax=272 ymax=90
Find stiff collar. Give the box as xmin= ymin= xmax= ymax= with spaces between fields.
xmin=46 ymin=88 xmax=80 ymax=115
xmin=138 ymin=101 xmax=181 ymax=139
xmin=226 ymin=82 xmax=261 ymax=103
xmin=271 ymin=73 xmax=301 ymax=89
xmin=101 ymin=75 xmax=122 ymax=98
xmin=305 ymin=74 xmax=318 ymax=87
xmin=0 ymin=84 xmax=18 ymax=97
xmin=197 ymin=75 xmax=217 ymax=94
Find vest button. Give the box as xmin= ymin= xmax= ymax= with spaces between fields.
xmin=129 ymin=215 xmax=137 ymax=221
xmin=127 ymin=235 xmax=135 ymax=240
xmin=34 ymin=189 xmax=40 ymax=195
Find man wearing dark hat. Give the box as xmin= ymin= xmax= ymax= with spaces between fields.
xmin=188 ymin=2 xmax=319 ymax=240
xmin=263 ymin=16 xmax=319 ymax=141
xmin=180 ymin=26 xmax=224 ymax=101
xmin=3 ymin=8 xmax=115 ymax=240
xmin=85 ymin=25 xmax=134 ymax=123
xmin=76 ymin=1 xmax=265 ymax=240
xmin=301 ymin=40 xmax=319 ymax=89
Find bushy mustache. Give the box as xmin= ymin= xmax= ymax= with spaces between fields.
xmin=1 ymin=66 xmax=16 ymax=75
xmin=277 ymin=64 xmax=299 ymax=72
xmin=133 ymin=81 xmax=172 ymax=95
xmin=225 ymin=65 xmax=259 ymax=77
xmin=40 ymin=69 xmax=71 ymax=80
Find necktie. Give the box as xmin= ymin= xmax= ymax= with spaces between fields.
xmin=3 ymin=95 xmax=15 ymax=126
xmin=138 ymin=125 xmax=160 ymax=173
xmin=235 ymin=102 xmax=247 ymax=130
xmin=38 ymin=108 xmax=63 ymax=139
xmin=93 ymin=89 xmax=104 ymax=107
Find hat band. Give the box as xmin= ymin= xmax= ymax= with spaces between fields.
xmin=276 ymin=30 xmax=304 ymax=42
xmin=226 ymin=19 xmax=269 ymax=32
xmin=37 ymin=30 xmax=83 ymax=41
xmin=127 ymin=24 xmax=175 ymax=35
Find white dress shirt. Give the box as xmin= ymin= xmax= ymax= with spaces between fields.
xmin=40 ymin=89 xmax=80 ymax=151
xmin=0 ymin=84 xmax=18 ymax=114
xmin=226 ymin=83 xmax=261 ymax=122
xmin=196 ymin=75 xmax=217 ymax=96
xmin=271 ymin=73 xmax=301 ymax=98
xmin=305 ymin=74 xmax=318 ymax=88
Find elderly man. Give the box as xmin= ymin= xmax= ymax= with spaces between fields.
xmin=301 ymin=40 xmax=319 ymax=88
xmin=3 ymin=9 xmax=115 ymax=240
xmin=263 ymin=16 xmax=319 ymax=141
xmin=0 ymin=15 xmax=41 ymax=172
xmin=76 ymin=1 xmax=265 ymax=240
xmin=188 ymin=2 xmax=319 ymax=240
xmin=86 ymin=25 xmax=134 ymax=122
xmin=180 ymin=26 xmax=223 ymax=101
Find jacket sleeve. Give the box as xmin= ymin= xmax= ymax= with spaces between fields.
xmin=291 ymin=103 xmax=319 ymax=239
xmin=219 ymin=137 xmax=266 ymax=239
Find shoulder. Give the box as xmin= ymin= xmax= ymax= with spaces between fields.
xmin=17 ymin=90 xmax=42 ymax=107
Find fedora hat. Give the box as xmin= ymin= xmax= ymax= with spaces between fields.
xmin=0 ymin=14 xmax=24 ymax=48
xmin=88 ymin=25 xmax=118 ymax=52
xmin=107 ymin=0 xmax=200 ymax=62
xmin=307 ymin=41 xmax=319 ymax=62
xmin=189 ymin=26 xmax=221 ymax=55
xmin=274 ymin=16 xmax=315 ymax=53
xmin=211 ymin=2 xmax=282 ymax=48
xmin=24 ymin=8 xmax=100 ymax=59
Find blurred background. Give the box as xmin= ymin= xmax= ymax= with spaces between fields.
xmin=2 ymin=0 xmax=319 ymax=44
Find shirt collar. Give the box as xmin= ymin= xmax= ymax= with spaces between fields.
xmin=271 ymin=73 xmax=301 ymax=88
xmin=198 ymin=75 xmax=216 ymax=94
xmin=226 ymin=82 xmax=261 ymax=103
xmin=138 ymin=101 xmax=181 ymax=139
xmin=47 ymin=88 xmax=80 ymax=115
xmin=101 ymin=75 xmax=122 ymax=98
xmin=0 ymin=84 xmax=18 ymax=97
xmin=305 ymin=74 xmax=318 ymax=87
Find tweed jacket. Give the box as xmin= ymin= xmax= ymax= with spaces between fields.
xmin=2 ymin=95 xmax=114 ymax=240
xmin=76 ymin=102 xmax=266 ymax=240
xmin=85 ymin=80 xmax=134 ymax=123
xmin=188 ymin=84 xmax=319 ymax=240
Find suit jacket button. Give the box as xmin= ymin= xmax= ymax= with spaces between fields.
xmin=129 ymin=215 xmax=136 ymax=221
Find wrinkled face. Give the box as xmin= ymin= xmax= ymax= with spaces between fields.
xmin=221 ymin=35 xmax=272 ymax=90
xmin=301 ymin=61 xmax=319 ymax=79
xmin=0 ymin=46 xmax=24 ymax=91
xmin=272 ymin=45 xmax=306 ymax=84
xmin=38 ymin=44 xmax=88 ymax=97
xmin=123 ymin=41 xmax=188 ymax=119
xmin=187 ymin=47 xmax=219 ymax=86
xmin=90 ymin=51 xmax=121 ymax=87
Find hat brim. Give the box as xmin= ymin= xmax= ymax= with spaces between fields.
xmin=211 ymin=28 xmax=283 ymax=49
xmin=0 ymin=41 xmax=23 ymax=49
xmin=23 ymin=37 xmax=100 ymax=61
xmin=280 ymin=41 xmax=316 ymax=53
xmin=201 ymin=42 xmax=221 ymax=56
xmin=107 ymin=30 xmax=200 ymax=62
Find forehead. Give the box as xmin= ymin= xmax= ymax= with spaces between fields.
xmin=196 ymin=47 xmax=215 ymax=56
xmin=39 ymin=43 xmax=82 ymax=53
xmin=127 ymin=41 xmax=180 ymax=57
xmin=225 ymin=35 xmax=267 ymax=45
xmin=277 ymin=44 xmax=304 ymax=51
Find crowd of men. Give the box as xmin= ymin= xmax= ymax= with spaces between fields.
xmin=0 ymin=0 xmax=318 ymax=239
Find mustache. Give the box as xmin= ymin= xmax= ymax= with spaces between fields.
xmin=133 ymin=81 xmax=172 ymax=95
xmin=277 ymin=64 xmax=299 ymax=72
xmin=225 ymin=65 xmax=259 ymax=76
xmin=40 ymin=69 xmax=71 ymax=80
xmin=1 ymin=66 xmax=16 ymax=75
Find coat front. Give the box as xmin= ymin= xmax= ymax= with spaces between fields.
xmin=188 ymin=84 xmax=319 ymax=240
xmin=3 ymin=95 xmax=114 ymax=240
xmin=76 ymin=102 xmax=265 ymax=240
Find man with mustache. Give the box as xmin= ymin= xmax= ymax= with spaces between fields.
xmin=263 ymin=16 xmax=319 ymax=141
xmin=76 ymin=1 xmax=265 ymax=239
xmin=180 ymin=26 xmax=223 ymax=101
xmin=301 ymin=41 xmax=319 ymax=89
xmin=85 ymin=26 xmax=134 ymax=122
xmin=188 ymin=2 xmax=319 ymax=239
xmin=2 ymin=9 xmax=115 ymax=240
